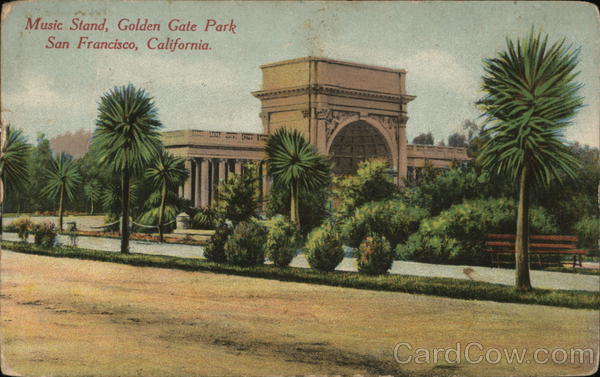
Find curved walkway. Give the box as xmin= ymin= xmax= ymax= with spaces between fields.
xmin=2 ymin=232 xmax=598 ymax=292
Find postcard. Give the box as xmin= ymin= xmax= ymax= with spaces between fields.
xmin=1 ymin=1 xmax=599 ymax=376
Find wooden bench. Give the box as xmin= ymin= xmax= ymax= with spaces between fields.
xmin=486 ymin=234 xmax=586 ymax=268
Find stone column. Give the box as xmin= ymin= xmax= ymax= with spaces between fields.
xmin=398 ymin=125 xmax=408 ymax=186
xmin=200 ymin=158 xmax=210 ymax=207
xmin=261 ymin=161 xmax=270 ymax=210
xmin=194 ymin=159 xmax=202 ymax=207
xmin=183 ymin=159 xmax=193 ymax=201
xmin=218 ymin=159 xmax=227 ymax=182
xmin=234 ymin=160 xmax=243 ymax=176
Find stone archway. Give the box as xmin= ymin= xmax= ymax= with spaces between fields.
xmin=328 ymin=120 xmax=393 ymax=175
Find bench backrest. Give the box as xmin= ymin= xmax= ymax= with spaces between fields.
xmin=486 ymin=234 xmax=583 ymax=254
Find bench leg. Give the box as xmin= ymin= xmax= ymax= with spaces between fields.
xmin=573 ymin=255 xmax=577 ymax=269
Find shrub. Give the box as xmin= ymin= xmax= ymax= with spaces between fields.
xmin=265 ymin=217 xmax=299 ymax=267
xmin=192 ymin=207 xmax=222 ymax=230
xmin=216 ymin=163 xmax=259 ymax=225
xmin=136 ymin=205 xmax=178 ymax=234
xmin=355 ymin=234 xmax=394 ymax=275
xmin=12 ymin=217 xmax=34 ymax=241
xmin=333 ymin=159 xmax=399 ymax=218
xmin=305 ymin=222 xmax=344 ymax=272
xmin=32 ymin=221 xmax=57 ymax=248
xmin=203 ymin=223 xmax=232 ymax=263
xmin=396 ymin=197 xmax=558 ymax=266
xmin=224 ymin=220 xmax=267 ymax=266
xmin=341 ymin=200 xmax=428 ymax=249
xmin=574 ymin=216 xmax=599 ymax=252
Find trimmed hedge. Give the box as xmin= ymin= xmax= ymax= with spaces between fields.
xmin=305 ymin=222 xmax=345 ymax=272
xmin=396 ymin=197 xmax=558 ymax=266
xmin=224 ymin=220 xmax=267 ymax=266
xmin=341 ymin=200 xmax=427 ymax=249
xmin=2 ymin=240 xmax=598 ymax=310
xmin=355 ymin=234 xmax=394 ymax=275
xmin=265 ymin=217 xmax=299 ymax=267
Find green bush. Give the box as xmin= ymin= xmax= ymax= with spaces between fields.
xmin=32 ymin=221 xmax=57 ymax=247
xmin=203 ymin=224 xmax=232 ymax=263
xmin=224 ymin=220 xmax=268 ymax=266
xmin=333 ymin=159 xmax=399 ymax=218
xmin=12 ymin=217 xmax=34 ymax=241
xmin=574 ymin=216 xmax=599 ymax=252
xmin=396 ymin=197 xmax=558 ymax=266
xmin=355 ymin=234 xmax=394 ymax=275
xmin=192 ymin=207 xmax=222 ymax=230
xmin=265 ymin=217 xmax=299 ymax=267
xmin=216 ymin=163 xmax=259 ymax=225
xmin=341 ymin=200 xmax=428 ymax=249
xmin=305 ymin=222 xmax=344 ymax=272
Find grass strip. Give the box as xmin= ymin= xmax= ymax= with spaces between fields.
xmin=2 ymin=240 xmax=599 ymax=310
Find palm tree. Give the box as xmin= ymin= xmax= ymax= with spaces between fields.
xmin=83 ymin=180 xmax=101 ymax=214
xmin=0 ymin=126 xmax=32 ymax=236
xmin=91 ymin=84 xmax=163 ymax=253
xmin=145 ymin=150 xmax=188 ymax=242
xmin=265 ymin=128 xmax=330 ymax=230
xmin=478 ymin=30 xmax=583 ymax=291
xmin=42 ymin=153 xmax=82 ymax=231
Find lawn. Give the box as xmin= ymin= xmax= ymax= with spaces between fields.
xmin=1 ymin=249 xmax=598 ymax=377
xmin=2 ymin=241 xmax=599 ymax=310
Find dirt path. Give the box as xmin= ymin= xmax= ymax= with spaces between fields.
xmin=1 ymin=250 xmax=598 ymax=377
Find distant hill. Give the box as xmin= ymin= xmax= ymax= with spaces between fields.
xmin=49 ymin=128 xmax=92 ymax=157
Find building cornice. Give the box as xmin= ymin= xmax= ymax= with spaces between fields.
xmin=252 ymin=84 xmax=416 ymax=104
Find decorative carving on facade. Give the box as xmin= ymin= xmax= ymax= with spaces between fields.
xmin=324 ymin=110 xmax=358 ymax=141
xmin=371 ymin=114 xmax=400 ymax=130
xmin=316 ymin=108 xmax=331 ymax=120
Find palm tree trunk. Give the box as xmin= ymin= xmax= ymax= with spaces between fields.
xmin=290 ymin=182 xmax=300 ymax=231
xmin=158 ymin=183 xmax=166 ymax=243
xmin=90 ymin=199 xmax=94 ymax=215
xmin=58 ymin=185 xmax=64 ymax=231
xmin=515 ymin=166 xmax=532 ymax=291
xmin=121 ymin=167 xmax=130 ymax=253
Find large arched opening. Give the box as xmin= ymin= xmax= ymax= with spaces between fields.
xmin=328 ymin=120 xmax=393 ymax=175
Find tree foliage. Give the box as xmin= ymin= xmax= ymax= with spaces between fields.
xmin=91 ymin=84 xmax=163 ymax=252
xmin=478 ymin=30 xmax=583 ymax=290
xmin=42 ymin=153 xmax=82 ymax=230
xmin=412 ymin=132 xmax=434 ymax=145
xmin=333 ymin=159 xmax=398 ymax=218
xmin=265 ymin=128 xmax=330 ymax=229
xmin=216 ymin=162 xmax=259 ymax=224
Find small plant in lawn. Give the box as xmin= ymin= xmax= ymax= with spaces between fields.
xmin=305 ymin=221 xmax=344 ymax=272
xmin=12 ymin=217 xmax=33 ymax=241
xmin=32 ymin=221 xmax=57 ymax=247
xmin=265 ymin=217 xmax=299 ymax=267
xmin=204 ymin=223 xmax=232 ymax=263
xmin=355 ymin=234 xmax=394 ymax=275
xmin=224 ymin=220 xmax=268 ymax=267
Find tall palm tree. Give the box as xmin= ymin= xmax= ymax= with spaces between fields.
xmin=265 ymin=128 xmax=330 ymax=230
xmin=42 ymin=153 xmax=82 ymax=231
xmin=145 ymin=150 xmax=188 ymax=242
xmin=478 ymin=30 xmax=583 ymax=291
xmin=83 ymin=179 xmax=101 ymax=214
xmin=0 ymin=126 xmax=32 ymax=236
xmin=91 ymin=84 xmax=163 ymax=253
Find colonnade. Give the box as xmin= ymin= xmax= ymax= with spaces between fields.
xmin=178 ymin=158 xmax=271 ymax=208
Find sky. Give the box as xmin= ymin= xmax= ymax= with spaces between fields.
xmin=2 ymin=0 xmax=599 ymax=147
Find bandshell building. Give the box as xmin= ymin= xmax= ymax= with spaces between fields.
xmin=163 ymin=57 xmax=469 ymax=208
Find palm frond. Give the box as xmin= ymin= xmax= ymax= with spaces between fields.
xmin=477 ymin=29 xmax=583 ymax=188
xmin=0 ymin=127 xmax=31 ymax=192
